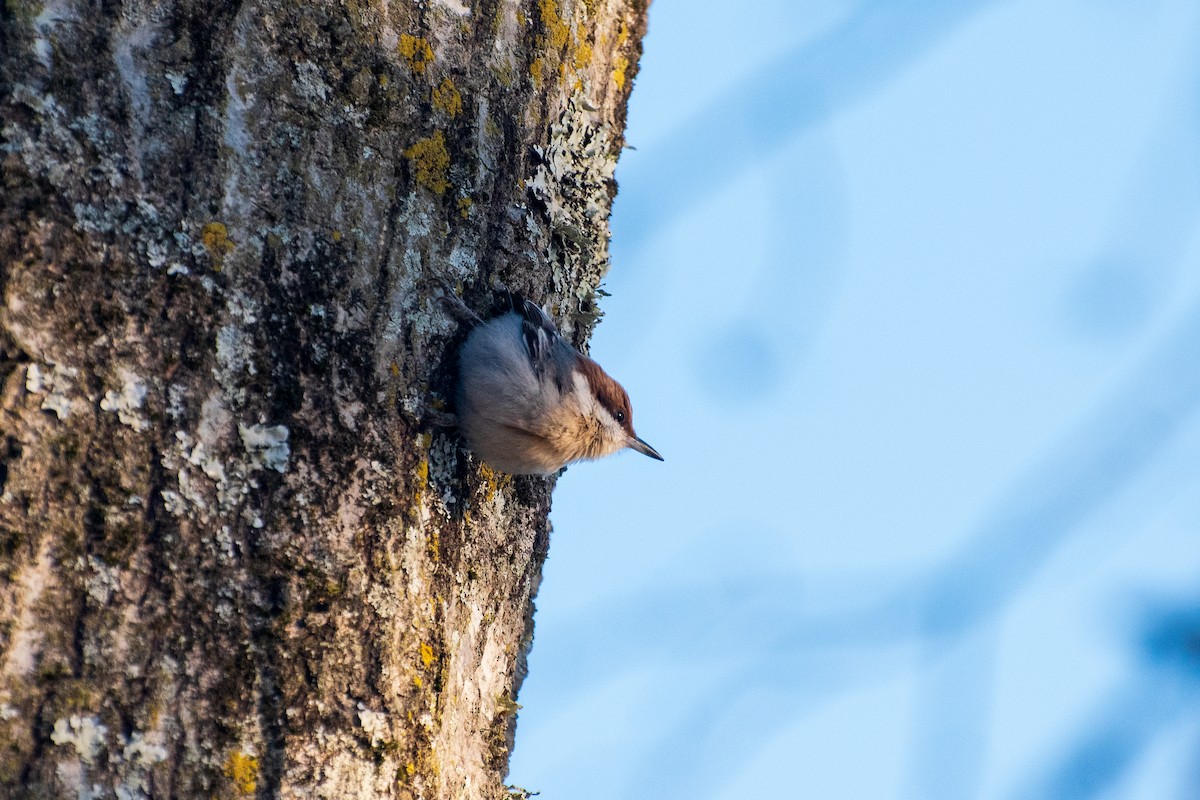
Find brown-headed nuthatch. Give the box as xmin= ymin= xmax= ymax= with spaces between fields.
xmin=455 ymin=294 xmax=662 ymax=475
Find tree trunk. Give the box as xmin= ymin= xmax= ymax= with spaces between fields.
xmin=0 ymin=0 xmax=646 ymax=797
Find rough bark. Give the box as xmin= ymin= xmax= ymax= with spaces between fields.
xmin=0 ymin=0 xmax=646 ymax=797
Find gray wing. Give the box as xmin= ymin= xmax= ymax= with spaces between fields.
xmin=512 ymin=293 xmax=575 ymax=393
xmin=514 ymin=294 xmax=556 ymax=370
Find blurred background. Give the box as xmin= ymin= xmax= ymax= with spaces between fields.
xmin=508 ymin=1 xmax=1200 ymax=797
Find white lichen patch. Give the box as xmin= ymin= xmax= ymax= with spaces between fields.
xmin=166 ymin=383 xmax=187 ymax=419
xmin=174 ymin=466 xmax=210 ymax=516
xmin=160 ymin=490 xmax=185 ymax=516
xmin=4 ymin=539 xmax=52 ymax=678
xmin=114 ymin=731 xmax=169 ymax=800
xmin=166 ymin=71 xmax=187 ymax=94
xmin=239 ymin=423 xmax=290 ymax=472
xmin=83 ymin=556 xmax=121 ymax=606
xmin=527 ymin=93 xmax=618 ymax=229
xmin=51 ymin=715 xmax=108 ymax=764
xmin=211 ymin=293 xmax=264 ymax=404
xmin=435 ymin=0 xmax=470 ymax=15
xmin=294 ymin=60 xmax=330 ymax=103
xmin=99 ymin=371 xmax=150 ymax=431
xmin=216 ymin=324 xmax=256 ymax=377
xmin=446 ymin=244 xmax=477 ymax=278
xmin=159 ymin=394 xmax=290 ymax=524
xmin=366 ymin=582 xmax=398 ymax=619
xmin=357 ymin=704 xmax=390 ymax=748
xmin=25 ymin=362 xmax=82 ymax=420
xmin=524 ymin=92 xmax=621 ymax=329
xmin=120 ymin=732 xmax=168 ymax=767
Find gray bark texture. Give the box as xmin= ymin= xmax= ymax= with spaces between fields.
xmin=0 ymin=0 xmax=646 ymax=796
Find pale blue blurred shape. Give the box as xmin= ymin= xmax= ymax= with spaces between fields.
xmin=508 ymin=0 xmax=1200 ymax=798
xmin=693 ymin=321 xmax=781 ymax=402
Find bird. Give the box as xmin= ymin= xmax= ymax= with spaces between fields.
xmin=453 ymin=292 xmax=662 ymax=475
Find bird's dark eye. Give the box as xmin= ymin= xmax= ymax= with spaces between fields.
xmin=615 ymin=411 xmax=626 ymax=424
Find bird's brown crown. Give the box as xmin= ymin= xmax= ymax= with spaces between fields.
xmin=575 ymin=356 xmax=634 ymax=435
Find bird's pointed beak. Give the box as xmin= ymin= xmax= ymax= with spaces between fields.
xmin=627 ymin=435 xmax=664 ymax=462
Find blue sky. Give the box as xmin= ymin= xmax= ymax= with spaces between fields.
xmin=509 ymin=2 xmax=1200 ymax=797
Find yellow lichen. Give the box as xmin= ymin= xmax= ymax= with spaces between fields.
xmin=398 ymin=34 xmax=434 ymax=74
xmin=412 ymin=675 xmax=424 ymax=690
xmin=331 ymin=229 xmax=342 ymax=242
xmin=412 ymin=453 xmax=430 ymax=511
xmin=432 ymin=77 xmax=462 ymax=117
xmin=478 ymin=462 xmax=510 ymax=504
xmin=496 ymin=694 xmax=521 ymax=715
xmin=612 ymin=54 xmax=629 ymax=90
xmin=529 ymin=58 xmax=544 ymax=85
xmin=612 ymin=23 xmax=631 ymax=89
xmin=403 ymin=131 xmax=450 ymax=195
xmin=416 ymin=456 xmax=429 ymax=486
xmin=537 ymin=0 xmax=569 ymax=51
xmin=419 ymin=642 xmax=434 ymax=669
xmin=410 ymin=432 xmax=432 ymax=508
xmin=457 ymin=197 xmax=473 ymax=219
xmin=200 ymin=222 xmax=234 ymax=269
xmin=427 ymin=528 xmax=439 ymax=561
xmin=574 ymin=40 xmax=593 ymax=70
xmin=223 ymin=752 xmax=259 ymax=796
